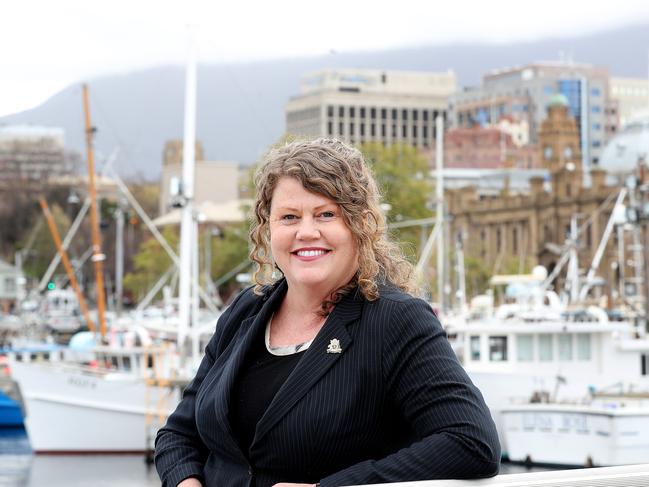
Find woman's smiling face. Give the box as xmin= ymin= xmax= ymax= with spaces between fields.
xmin=269 ymin=177 xmax=359 ymax=295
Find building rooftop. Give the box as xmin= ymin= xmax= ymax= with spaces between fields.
xmin=0 ymin=124 xmax=64 ymax=140
xmin=297 ymin=68 xmax=456 ymax=97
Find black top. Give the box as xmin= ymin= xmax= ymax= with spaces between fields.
xmin=230 ymin=325 xmax=305 ymax=456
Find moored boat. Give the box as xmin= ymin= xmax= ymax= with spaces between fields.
xmin=502 ymin=393 xmax=649 ymax=466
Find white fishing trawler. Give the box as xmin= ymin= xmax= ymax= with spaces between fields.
xmin=501 ymin=392 xmax=649 ymax=467
xmin=7 ymin=337 xmax=183 ymax=453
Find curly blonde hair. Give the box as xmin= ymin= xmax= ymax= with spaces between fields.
xmin=250 ymin=138 xmax=418 ymax=313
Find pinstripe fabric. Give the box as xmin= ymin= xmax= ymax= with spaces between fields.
xmin=155 ymin=279 xmax=500 ymax=487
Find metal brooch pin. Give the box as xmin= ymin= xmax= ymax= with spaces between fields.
xmin=326 ymin=338 xmax=342 ymax=354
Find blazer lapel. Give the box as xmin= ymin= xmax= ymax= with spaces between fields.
xmin=212 ymin=280 xmax=288 ymax=449
xmin=251 ymin=289 xmax=363 ymax=447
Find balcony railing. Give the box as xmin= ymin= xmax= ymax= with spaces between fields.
xmin=354 ymin=463 xmax=649 ymax=486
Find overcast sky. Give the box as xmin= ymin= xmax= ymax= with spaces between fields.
xmin=3 ymin=0 xmax=649 ymax=117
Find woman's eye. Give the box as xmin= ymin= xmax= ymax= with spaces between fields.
xmin=281 ymin=214 xmax=298 ymax=221
xmin=320 ymin=211 xmax=335 ymax=218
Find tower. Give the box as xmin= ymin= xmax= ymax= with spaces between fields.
xmin=538 ymin=94 xmax=583 ymax=198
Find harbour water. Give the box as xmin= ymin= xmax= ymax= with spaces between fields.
xmin=0 ymin=429 xmax=159 ymax=487
xmin=0 ymin=428 xmax=551 ymax=486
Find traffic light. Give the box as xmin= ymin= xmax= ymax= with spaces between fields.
xmin=47 ymin=281 xmax=56 ymax=291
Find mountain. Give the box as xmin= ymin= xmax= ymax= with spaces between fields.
xmin=2 ymin=22 xmax=648 ymax=180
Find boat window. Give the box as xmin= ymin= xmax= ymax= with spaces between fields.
xmin=517 ymin=335 xmax=534 ymax=361
xmin=489 ymin=336 xmax=508 ymax=362
xmin=470 ymin=336 xmax=481 ymax=360
xmin=577 ymin=334 xmax=591 ymax=360
xmin=558 ymin=334 xmax=573 ymax=361
xmin=539 ymin=334 xmax=553 ymax=361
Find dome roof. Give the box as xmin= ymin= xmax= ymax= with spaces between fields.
xmin=547 ymin=93 xmax=569 ymax=108
xmin=599 ymin=113 xmax=649 ymax=175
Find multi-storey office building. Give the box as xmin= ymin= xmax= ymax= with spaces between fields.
xmin=0 ymin=125 xmax=71 ymax=186
xmin=449 ymin=62 xmax=616 ymax=174
xmin=610 ymin=77 xmax=649 ymax=128
xmin=285 ymin=69 xmax=456 ymax=148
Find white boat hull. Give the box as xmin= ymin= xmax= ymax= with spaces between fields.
xmin=10 ymin=360 xmax=177 ymax=453
xmin=466 ymin=370 xmax=649 ymax=458
xmin=502 ymin=405 xmax=649 ymax=466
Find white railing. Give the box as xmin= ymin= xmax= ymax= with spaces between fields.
xmin=354 ymin=464 xmax=649 ymax=486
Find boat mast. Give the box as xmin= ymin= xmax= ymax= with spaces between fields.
xmin=82 ymin=84 xmax=107 ymax=338
xmin=178 ymin=27 xmax=198 ymax=351
xmin=435 ymin=114 xmax=445 ymax=312
xmin=39 ymin=197 xmax=96 ymax=333
xmin=115 ymin=199 xmax=125 ymax=317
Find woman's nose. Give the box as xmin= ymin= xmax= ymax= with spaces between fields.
xmin=296 ymin=217 xmax=320 ymax=240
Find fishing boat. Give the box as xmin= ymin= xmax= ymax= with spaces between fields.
xmin=502 ymin=392 xmax=649 ymax=467
xmin=7 ymin=338 xmax=185 ymax=452
xmin=454 ymin=295 xmax=649 ymax=457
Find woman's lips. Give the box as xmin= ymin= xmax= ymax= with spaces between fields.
xmin=292 ymin=248 xmax=331 ymax=261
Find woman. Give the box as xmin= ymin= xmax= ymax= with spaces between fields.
xmin=155 ymin=138 xmax=500 ymax=487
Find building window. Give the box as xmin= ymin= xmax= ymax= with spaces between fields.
xmin=423 ymin=126 xmax=428 ymax=139
xmin=593 ymin=123 xmax=601 ymax=130
xmin=327 ymin=105 xmax=333 ymax=117
xmin=360 ymin=123 xmax=365 ymax=136
xmin=371 ymin=123 xmax=376 ymax=137
xmin=558 ymin=334 xmax=573 ymax=361
xmin=489 ymin=336 xmax=508 ymax=362
xmin=350 ymin=107 xmax=355 ymax=118
xmin=381 ymin=108 xmax=387 ymax=120
xmin=591 ymin=106 xmax=601 ymax=114
xmin=423 ymin=110 xmax=429 ymax=121
xmin=591 ymin=87 xmax=601 ymax=96
xmin=592 ymin=140 xmax=601 ymax=148
xmin=412 ymin=126 xmax=418 ymax=138
xmin=381 ymin=124 xmax=386 ymax=137
xmin=496 ymin=228 xmax=502 ymax=252
xmin=402 ymin=125 xmax=407 ymax=138
xmin=371 ymin=107 xmax=376 ymax=119
xmin=4 ymin=277 xmax=16 ymax=294
xmin=350 ymin=123 xmax=355 ymax=136
xmin=327 ymin=121 xmax=333 ymax=136
xmin=339 ymin=122 xmax=344 ymax=135
xmin=392 ymin=125 xmax=396 ymax=138
xmin=470 ymin=336 xmax=481 ymax=360
xmin=642 ymin=354 xmax=648 ymax=376
xmin=539 ymin=334 xmax=553 ymax=361
xmin=413 ymin=109 xmax=418 ymax=121
xmin=360 ymin=107 xmax=366 ymax=118
xmin=517 ymin=335 xmax=534 ymax=362
xmin=392 ymin=109 xmax=397 ymax=119
xmin=339 ymin=106 xmax=344 ymax=117
xmin=577 ymin=334 xmax=591 ymax=361
xmin=402 ymin=109 xmax=408 ymax=120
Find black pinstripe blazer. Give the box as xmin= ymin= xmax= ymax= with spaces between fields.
xmin=155 ymin=279 xmax=500 ymax=487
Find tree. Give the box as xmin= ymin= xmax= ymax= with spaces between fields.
xmin=20 ymin=203 xmax=72 ymax=282
xmin=122 ymin=227 xmax=179 ymax=303
xmin=360 ymin=143 xmax=434 ymax=261
xmin=209 ymin=223 xmax=251 ymax=300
